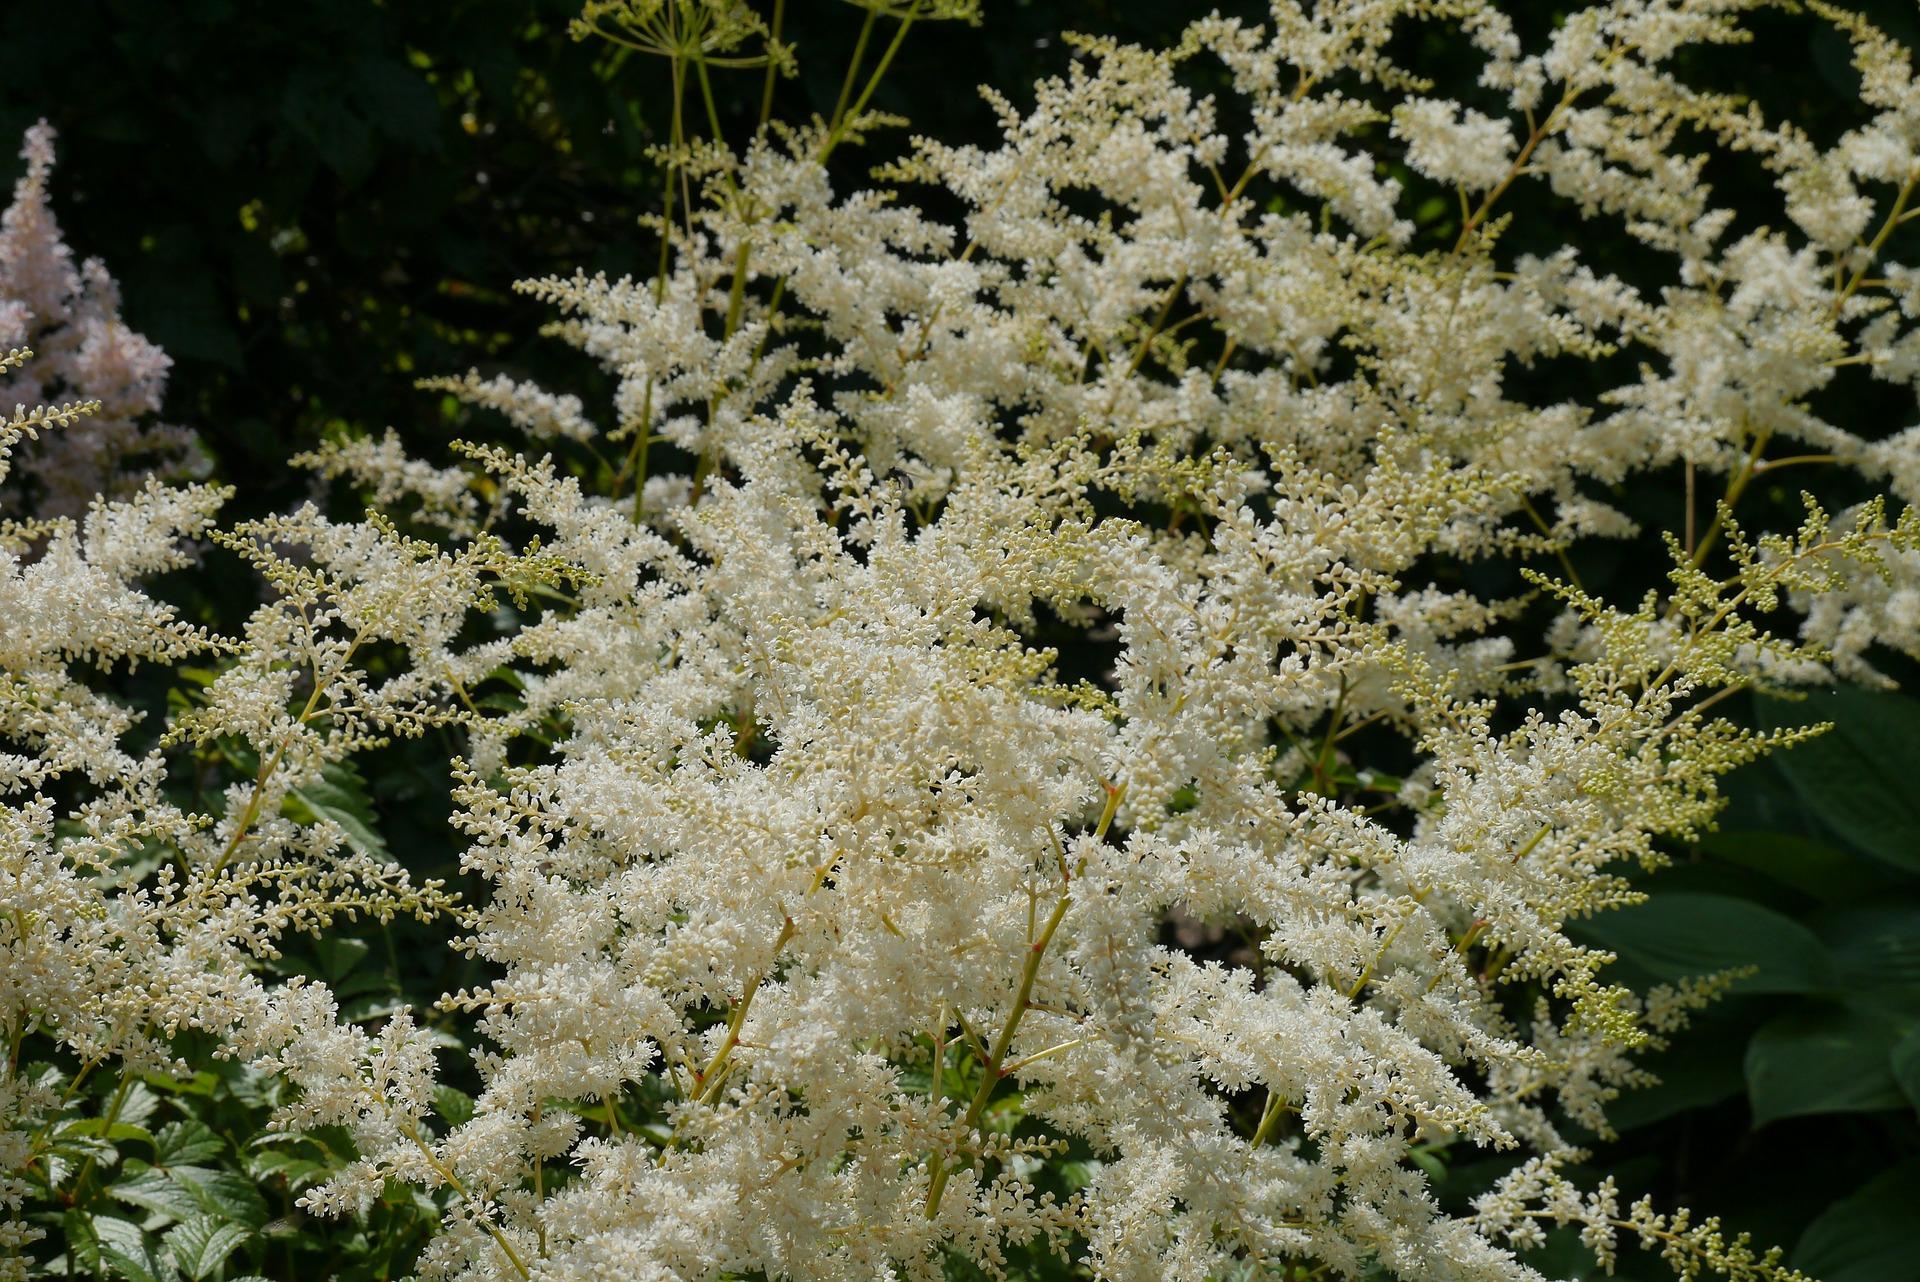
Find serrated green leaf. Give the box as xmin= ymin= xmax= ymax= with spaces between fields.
xmin=143 ymin=1070 xmax=219 ymax=1096
xmin=153 ymin=1120 xmax=224 ymax=1169
xmin=61 ymin=1209 xmax=102 ymax=1274
xmin=1759 ymin=687 xmax=1920 ymax=872
xmin=285 ymin=759 xmax=388 ymax=862
xmin=1570 ymin=891 xmax=1832 ymax=994
xmin=171 ymin=1166 xmax=271 ymax=1229
xmin=118 ymin=1079 xmax=162 ymax=1129
xmin=111 ymin=1166 xmax=207 ymax=1223
xmin=245 ymin=1147 xmax=329 ymax=1190
xmin=91 ymin=1212 xmax=169 ymax=1282
xmin=165 ymin=1215 xmax=251 ymax=1281
xmin=48 ymin=1133 xmax=118 ymax=1168
xmin=1746 ymin=999 xmax=1915 ymax=1125
xmin=63 ymin=1117 xmax=154 ymax=1145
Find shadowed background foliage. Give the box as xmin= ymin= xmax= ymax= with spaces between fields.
xmin=4 ymin=3 xmax=1919 ymax=1280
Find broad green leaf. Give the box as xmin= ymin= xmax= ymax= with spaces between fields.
xmin=1058 ymin=1159 xmax=1101 ymax=1190
xmin=48 ymin=1133 xmax=117 ymax=1168
xmin=114 ymin=1162 xmax=269 ymax=1230
xmin=61 ymin=1210 xmax=102 ymax=1275
xmin=1793 ymin=1158 xmax=1920 ymax=1282
xmin=1699 ymin=830 xmax=1894 ymax=905
xmin=62 ymin=1117 xmax=154 ymax=1145
xmin=245 ymin=1147 xmax=329 ymax=1190
xmin=281 ymin=73 xmax=375 ymax=184
xmin=285 ymin=759 xmax=388 ymax=862
xmin=152 ymin=1120 xmax=224 ymax=1169
xmin=1571 ymin=892 xmax=1832 ymax=994
xmin=1814 ymin=902 xmax=1920 ymax=994
xmin=143 ymin=1070 xmax=219 ymax=1097
xmin=313 ymin=934 xmax=373 ymax=982
xmin=117 ymin=1079 xmax=162 ymax=1129
xmin=433 ymin=1083 xmax=476 ymax=1128
xmin=171 ymin=1165 xmax=271 ymax=1229
xmin=91 ymin=1212 xmax=168 ymax=1282
xmin=1745 ymin=1000 xmax=1913 ymax=1125
xmin=164 ymin=1215 xmax=251 ymax=1281
xmin=1758 ymin=686 xmax=1920 ymax=872
xmin=338 ymin=992 xmax=407 ymax=1024
xmin=1894 ymin=1025 xmax=1920 ymax=1114
xmin=110 ymin=1166 xmax=207 ymax=1223
xmin=1608 ymin=1013 xmax=1751 ymax=1131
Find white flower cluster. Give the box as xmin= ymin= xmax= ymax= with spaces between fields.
xmin=5 ymin=1 xmax=1920 ymax=1280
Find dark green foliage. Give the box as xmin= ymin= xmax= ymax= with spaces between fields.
xmin=1538 ymin=689 xmax=1920 ymax=1282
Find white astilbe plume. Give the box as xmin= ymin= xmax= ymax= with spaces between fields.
xmin=249 ymin=2 xmax=1920 ymax=1280
xmin=0 ymin=369 xmax=570 ymax=1277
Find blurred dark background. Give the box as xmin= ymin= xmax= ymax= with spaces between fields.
xmin=0 ymin=0 xmax=1250 ymax=517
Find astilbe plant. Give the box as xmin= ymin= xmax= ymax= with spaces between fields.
xmin=5 ymin=0 xmax=1920 ymax=1280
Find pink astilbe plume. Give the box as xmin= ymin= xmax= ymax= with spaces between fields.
xmin=0 ymin=121 xmax=197 ymax=519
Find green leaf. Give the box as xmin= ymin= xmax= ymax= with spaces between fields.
xmin=433 ymin=1083 xmax=476 ymax=1128
xmin=313 ymin=935 xmax=373 ymax=982
xmin=110 ymin=1166 xmax=208 ymax=1223
xmin=165 ymin=1215 xmax=251 ymax=1281
xmin=171 ymin=1166 xmax=271 ymax=1229
xmin=285 ymin=759 xmax=388 ymax=862
xmin=1571 ymin=892 xmax=1832 ymax=994
xmin=113 ymin=1163 xmax=269 ymax=1230
xmin=1893 ymin=1025 xmax=1920 ymax=1114
xmin=1609 ymin=1012 xmax=1751 ymax=1131
xmin=1758 ymin=686 xmax=1920 ymax=872
xmin=1699 ymin=830 xmax=1894 ymax=905
xmin=1745 ymin=999 xmax=1914 ymax=1125
xmin=152 ymin=1120 xmax=224 ymax=1169
xmin=91 ymin=1212 xmax=169 ymax=1282
xmin=1057 ymin=1159 xmax=1100 ymax=1190
xmin=143 ymin=1070 xmax=220 ymax=1096
xmin=348 ymin=57 xmax=441 ymax=150
xmin=1814 ymin=902 xmax=1920 ymax=994
xmin=1793 ymin=1158 xmax=1920 ymax=1282
xmin=62 ymin=1117 xmax=155 ymax=1146
xmin=281 ymin=73 xmax=375 ymax=184
xmin=47 ymin=1133 xmax=117 ymax=1171
xmin=245 ymin=1147 xmax=329 ymax=1191
xmin=117 ymin=1079 xmax=162 ymax=1130
xmin=61 ymin=1210 xmax=103 ymax=1275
